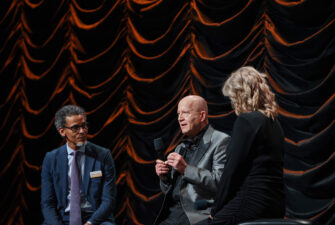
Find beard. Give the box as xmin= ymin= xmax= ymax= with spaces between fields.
xmin=64 ymin=135 xmax=86 ymax=149
xmin=75 ymin=141 xmax=86 ymax=147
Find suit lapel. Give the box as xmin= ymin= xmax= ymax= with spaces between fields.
xmin=58 ymin=144 xmax=68 ymax=207
xmin=84 ymin=142 xmax=96 ymax=195
xmin=189 ymin=125 xmax=213 ymax=166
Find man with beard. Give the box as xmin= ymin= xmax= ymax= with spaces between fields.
xmin=41 ymin=105 xmax=117 ymax=225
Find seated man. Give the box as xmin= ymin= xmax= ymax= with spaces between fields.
xmin=41 ymin=105 xmax=117 ymax=225
xmin=154 ymin=95 xmax=230 ymax=225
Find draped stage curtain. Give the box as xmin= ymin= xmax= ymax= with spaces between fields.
xmin=0 ymin=0 xmax=334 ymax=224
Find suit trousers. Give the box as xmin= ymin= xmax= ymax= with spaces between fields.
xmin=158 ymin=202 xmax=191 ymax=225
xmin=42 ymin=211 xmax=116 ymax=225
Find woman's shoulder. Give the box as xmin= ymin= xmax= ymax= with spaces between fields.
xmin=238 ymin=111 xmax=267 ymax=128
xmin=239 ymin=111 xmax=265 ymax=120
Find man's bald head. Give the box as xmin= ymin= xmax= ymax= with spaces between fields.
xmin=179 ymin=95 xmax=208 ymax=114
xmin=177 ymin=95 xmax=209 ymax=137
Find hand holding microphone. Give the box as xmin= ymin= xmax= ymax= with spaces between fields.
xmin=155 ymin=159 xmax=170 ymax=177
xmin=153 ymin=137 xmax=188 ymax=176
xmin=154 ymin=137 xmax=170 ymax=178
xmin=166 ymin=152 xmax=187 ymax=174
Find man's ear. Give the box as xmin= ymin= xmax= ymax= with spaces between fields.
xmin=58 ymin=127 xmax=66 ymax=137
xmin=200 ymin=111 xmax=206 ymax=122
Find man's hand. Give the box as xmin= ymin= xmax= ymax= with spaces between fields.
xmin=166 ymin=152 xmax=187 ymax=174
xmin=155 ymin=159 xmax=170 ymax=177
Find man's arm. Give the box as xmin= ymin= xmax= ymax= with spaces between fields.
xmin=88 ymin=150 xmax=116 ymax=224
xmin=41 ymin=152 xmax=64 ymax=225
xmin=156 ymin=159 xmax=172 ymax=194
xmin=183 ymin=134 xmax=230 ymax=192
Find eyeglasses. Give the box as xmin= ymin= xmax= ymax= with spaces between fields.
xmin=64 ymin=123 xmax=88 ymax=133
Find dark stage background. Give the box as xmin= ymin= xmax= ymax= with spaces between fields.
xmin=0 ymin=0 xmax=334 ymax=224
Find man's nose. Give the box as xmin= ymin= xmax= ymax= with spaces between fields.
xmin=78 ymin=126 xmax=86 ymax=133
xmin=178 ymin=114 xmax=183 ymax=121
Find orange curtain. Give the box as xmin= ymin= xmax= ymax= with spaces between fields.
xmin=0 ymin=0 xmax=334 ymax=224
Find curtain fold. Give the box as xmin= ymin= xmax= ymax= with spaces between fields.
xmin=0 ymin=0 xmax=334 ymax=224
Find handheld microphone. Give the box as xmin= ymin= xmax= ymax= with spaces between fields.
xmin=194 ymin=200 xmax=213 ymax=210
xmin=153 ymin=137 xmax=165 ymax=160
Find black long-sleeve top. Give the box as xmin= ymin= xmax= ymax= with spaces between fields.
xmin=211 ymin=111 xmax=285 ymax=221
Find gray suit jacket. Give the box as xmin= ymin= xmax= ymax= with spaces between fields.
xmin=155 ymin=125 xmax=230 ymax=225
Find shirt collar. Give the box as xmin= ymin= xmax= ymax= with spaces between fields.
xmin=182 ymin=124 xmax=209 ymax=147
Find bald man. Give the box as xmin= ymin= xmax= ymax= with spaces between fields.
xmin=154 ymin=95 xmax=230 ymax=225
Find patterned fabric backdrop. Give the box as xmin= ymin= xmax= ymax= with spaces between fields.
xmin=0 ymin=0 xmax=334 ymax=224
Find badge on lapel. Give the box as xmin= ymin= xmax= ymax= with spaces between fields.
xmin=90 ymin=170 xmax=102 ymax=178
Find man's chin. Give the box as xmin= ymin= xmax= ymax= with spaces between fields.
xmin=181 ymin=130 xmax=190 ymax=136
xmin=75 ymin=141 xmax=86 ymax=147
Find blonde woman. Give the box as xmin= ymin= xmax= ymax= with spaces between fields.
xmin=196 ymin=66 xmax=285 ymax=225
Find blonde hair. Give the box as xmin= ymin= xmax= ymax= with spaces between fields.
xmin=222 ymin=66 xmax=278 ymax=119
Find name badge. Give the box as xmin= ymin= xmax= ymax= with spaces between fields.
xmin=90 ymin=170 xmax=102 ymax=178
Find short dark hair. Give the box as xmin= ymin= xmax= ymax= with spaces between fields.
xmin=54 ymin=105 xmax=86 ymax=129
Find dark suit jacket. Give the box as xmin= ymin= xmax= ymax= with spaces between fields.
xmin=41 ymin=141 xmax=117 ymax=225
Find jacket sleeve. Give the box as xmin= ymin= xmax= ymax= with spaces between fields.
xmin=88 ymin=150 xmax=117 ymax=224
xmin=41 ymin=152 xmax=64 ymax=225
xmin=183 ymin=134 xmax=230 ymax=193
